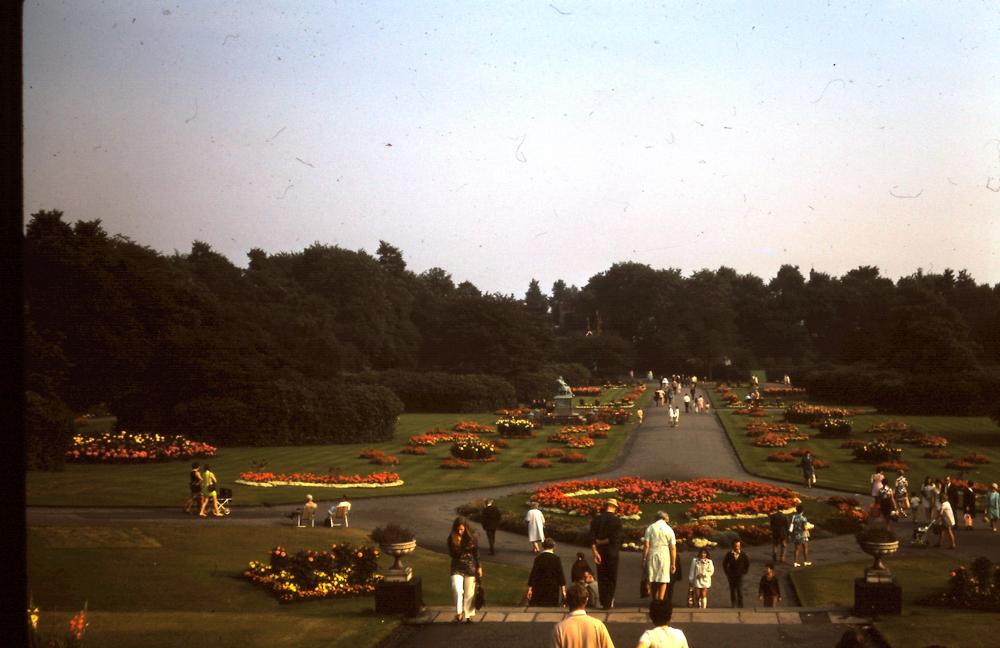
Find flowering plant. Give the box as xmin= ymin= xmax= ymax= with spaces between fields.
xmin=65 ymin=430 xmax=215 ymax=463
xmin=450 ymin=437 xmax=497 ymax=461
xmin=452 ymin=421 xmax=496 ymax=434
xmin=245 ymin=544 xmax=380 ymax=603
xmin=559 ymin=452 xmax=588 ymax=463
xmin=440 ymin=457 xmax=470 ymax=469
xmin=27 ymin=599 xmax=89 ymax=647
xmin=522 ymin=458 xmax=553 ymax=469
xmin=784 ymin=403 xmax=856 ymax=424
xmin=496 ymin=418 xmax=535 ymax=438
xmin=236 ymin=471 xmax=402 ymax=488
xmin=537 ymin=447 xmax=566 ymax=459
xmin=754 ymin=433 xmax=789 ymax=447
xmin=571 ymin=386 xmax=603 ymax=396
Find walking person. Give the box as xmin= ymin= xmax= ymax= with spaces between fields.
xmin=198 ymin=464 xmax=222 ymax=517
xmin=688 ymin=548 xmax=714 ymax=608
xmin=635 ymin=599 xmax=689 ymax=648
xmin=183 ymin=462 xmax=203 ymax=514
xmin=790 ymin=503 xmax=812 ymax=567
xmin=695 ymin=394 xmax=705 ymax=413
xmin=668 ymin=405 xmax=680 ymax=427
xmin=526 ymin=538 xmax=566 ymax=607
xmin=722 ymin=540 xmax=750 ymax=608
xmin=894 ymin=471 xmax=910 ymax=518
xmin=447 ymin=516 xmax=482 ymax=623
xmin=921 ymin=476 xmax=939 ymax=522
xmin=877 ymin=482 xmax=898 ymax=530
xmin=800 ymin=450 xmax=816 ymax=489
xmin=758 ymin=563 xmax=781 ymax=607
xmin=551 ymin=581 xmax=615 ymax=648
xmin=590 ymin=498 xmax=624 ymax=610
xmin=870 ymin=470 xmax=885 ymax=499
xmin=481 ymin=498 xmax=502 ymax=555
xmin=769 ymin=506 xmax=789 ymax=563
xmin=682 ymin=393 xmax=691 ymax=413
xmin=641 ymin=511 xmax=677 ymax=602
xmin=962 ymin=481 xmax=977 ymax=530
xmin=933 ymin=492 xmax=957 ymax=549
xmin=526 ymin=502 xmax=546 ymax=553
xmin=986 ymin=483 xmax=1000 ymax=533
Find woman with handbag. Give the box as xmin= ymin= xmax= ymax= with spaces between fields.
xmin=932 ymin=493 xmax=957 ymax=549
xmin=447 ymin=516 xmax=482 ymax=623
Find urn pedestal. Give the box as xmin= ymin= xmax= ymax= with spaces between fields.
xmin=380 ymin=540 xmax=416 ymax=583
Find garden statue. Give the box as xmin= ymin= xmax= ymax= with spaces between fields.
xmin=556 ymin=376 xmax=573 ymax=397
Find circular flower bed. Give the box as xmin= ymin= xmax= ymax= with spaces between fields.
xmin=496 ymin=418 xmax=534 ymax=438
xmin=566 ymin=436 xmax=595 ymax=449
xmin=65 ymin=430 xmax=216 ymax=463
xmin=450 ymin=437 xmax=497 ymax=461
xmin=530 ymin=477 xmax=799 ymax=522
xmin=452 ymin=421 xmax=495 ymax=435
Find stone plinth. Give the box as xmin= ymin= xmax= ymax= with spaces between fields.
xmin=554 ymin=394 xmax=574 ymax=417
xmin=375 ymin=575 xmax=425 ymax=617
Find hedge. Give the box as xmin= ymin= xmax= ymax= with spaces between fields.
xmin=25 ymin=391 xmax=75 ymax=471
xmin=798 ymin=365 xmax=1000 ymax=415
xmin=353 ymin=369 xmax=515 ymax=412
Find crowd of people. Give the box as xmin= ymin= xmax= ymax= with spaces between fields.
xmin=868 ymin=470 xmax=1000 ymax=548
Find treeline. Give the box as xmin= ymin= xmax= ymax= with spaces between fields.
xmin=24 ymin=211 xmax=1000 ymax=467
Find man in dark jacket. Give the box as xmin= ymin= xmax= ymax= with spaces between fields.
xmin=769 ymin=507 xmax=789 ymax=563
xmin=590 ymin=498 xmax=623 ymax=609
xmin=526 ymin=538 xmax=566 ymax=606
xmin=481 ymin=499 xmax=502 ymax=555
xmin=722 ymin=540 xmax=751 ymax=607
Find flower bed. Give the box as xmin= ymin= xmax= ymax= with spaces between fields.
xmin=566 ymin=436 xmax=595 ymax=449
xmin=440 ymin=458 xmax=471 ymax=469
xmin=853 ymin=440 xmax=903 ymax=463
xmin=538 ymin=447 xmax=566 ymax=459
xmin=816 ymin=418 xmax=853 ymax=437
xmin=496 ymin=418 xmax=535 ymax=438
xmin=919 ymin=557 xmax=1000 ymax=612
xmin=495 ymin=408 xmax=531 ymax=417
xmin=592 ymin=407 xmax=631 ymax=424
xmin=452 ymin=421 xmax=496 ymax=434
xmin=522 ymin=458 xmax=553 ymax=469
xmin=762 ymin=386 xmax=807 ymax=397
xmin=559 ymin=452 xmax=588 ymax=463
xmin=923 ymin=449 xmax=952 ymax=459
xmin=784 ymin=403 xmax=856 ymax=424
xmin=244 ymin=544 xmax=380 ymax=603
xmin=961 ymin=453 xmax=990 ymax=465
xmin=571 ymin=386 xmax=603 ymax=396
xmin=754 ymin=433 xmax=789 ymax=447
xmin=366 ymin=451 xmax=399 ymax=466
xmin=409 ymin=429 xmax=479 ymax=446
xmin=65 ymin=430 xmax=216 ymax=463
xmin=530 ymin=477 xmax=799 ymax=522
xmin=917 ymin=435 xmax=949 ymax=448
xmin=401 ymin=445 xmax=427 ymax=455
xmin=450 ymin=437 xmax=497 ymax=461
xmin=876 ymin=460 xmax=909 ymax=472
xmin=767 ymin=452 xmax=796 ymax=462
xmin=236 ymin=471 xmax=403 ymax=488
xmin=946 ymin=459 xmax=977 ymax=471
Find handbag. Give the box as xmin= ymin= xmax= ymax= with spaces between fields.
xmin=686 ymin=586 xmax=696 ymax=608
xmin=474 ymin=578 xmax=486 ymax=610
xmin=640 ymin=576 xmax=650 ymax=598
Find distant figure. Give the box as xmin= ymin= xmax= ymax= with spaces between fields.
xmin=870 ymin=470 xmax=885 ymax=498
xmin=481 ymin=498 xmax=502 ymax=555
xmin=688 ymin=548 xmax=715 ymax=608
xmin=894 ymin=471 xmax=910 ymax=517
xmin=330 ymin=497 xmax=351 ymax=527
xmin=551 ymin=582 xmax=614 ymax=648
xmin=933 ymin=492 xmax=957 ymax=549
xmin=695 ymin=395 xmax=705 ymax=413
xmin=571 ymin=552 xmax=599 ymax=606
xmin=986 ymin=483 xmax=1000 ymax=532
xmin=590 ymin=498 xmax=623 ymax=609
xmin=769 ymin=506 xmax=789 ymax=563
xmin=668 ymin=405 xmax=680 ymax=427
xmin=526 ymin=502 xmax=546 ymax=552
xmin=683 ymin=394 xmax=691 ymax=413
xmin=447 ymin=516 xmax=482 ymax=623
xmin=300 ymin=494 xmax=318 ymax=526
xmin=800 ymin=451 xmax=815 ymax=489
xmin=198 ymin=464 xmax=222 ymax=517
xmin=526 ymin=538 xmax=566 ymax=606
xmin=790 ymin=504 xmax=811 ymax=567
xmin=636 ymin=409 xmax=644 ymax=425
xmin=783 ymin=374 xmax=791 ymax=386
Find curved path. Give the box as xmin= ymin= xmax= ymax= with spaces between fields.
xmin=27 ymin=385 xmax=873 ymax=610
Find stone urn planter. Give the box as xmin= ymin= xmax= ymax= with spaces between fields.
xmin=858 ymin=539 xmax=900 ymax=571
xmin=380 ymin=540 xmax=416 ymax=582
xmin=371 ymin=524 xmax=417 ymax=583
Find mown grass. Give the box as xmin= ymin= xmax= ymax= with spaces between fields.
xmin=791 ymin=554 xmax=998 ymax=647
xmin=716 ymin=408 xmax=1000 ymax=494
xmin=27 ymin=524 xmax=529 ymax=648
xmin=29 ymin=386 xmax=650 ymax=507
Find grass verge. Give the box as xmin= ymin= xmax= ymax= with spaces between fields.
xmin=27 ymin=524 xmax=529 ymax=648
xmin=28 ymin=388 xmax=650 ymax=507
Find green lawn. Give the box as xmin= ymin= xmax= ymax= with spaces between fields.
xmin=791 ymin=555 xmax=998 ymax=647
xmin=717 ymin=409 xmax=1000 ymax=494
xmin=27 ymin=524 xmax=529 ymax=648
xmin=29 ymin=390 xmax=650 ymax=507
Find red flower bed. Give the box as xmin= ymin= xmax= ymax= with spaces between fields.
xmin=767 ymin=452 xmax=796 ymax=462
xmin=813 ymin=459 xmax=829 ymax=469
xmin=730 ymin=524 xmax=773 ymax=544
xmin=559 ymin=452 xmax=588 ymax=463
xmin=495 ymin=408 xmax=531 ymax=417
xmin=571 ymin=386 xmax=603 ymax=396
xmin=916 ymin=435 xmax=949 ymax=448
xmin=566 ymin=436 xmax=595 ymax=449
xmin=452 ymin=421 xmax=496 ymax=434
xmin=946 ymin=459 xmax=977 ymax=471
xmin=440 ymin=458 xmax=470 ymax=469
xmin=538 ymin=447 xmax=566 ymax=459
xmin=401 ymin=445 xmax=427 ymax=455
xmin=962 ymin=453 xmax=990 ymax=464
xmin=877 ymin=460 xmax=909 ymax=472
xmin=762 ymin=387 xmax=807 ymax=396
xmin=360 ymin=449 xmax=399 ymax=465
xmin=522 ymin=458 xmax=553 ymax=469
xmin=238 ymin=471 xmax=400 ymax=486
xmin=494 ymin=438 xmax=510 ymax=448
xmin=409 ymin=430 xmax=479 ymax=446
xmin=923 ymin=449 xmax=952 ymax=459
xmin=754 ymin=433 xmax=789 ymax=447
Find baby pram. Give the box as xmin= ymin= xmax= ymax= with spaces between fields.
xmin=216 ymin=488 xmax=233 ymax=516
xmin=911 ymin=523 xmax=929 ymax=546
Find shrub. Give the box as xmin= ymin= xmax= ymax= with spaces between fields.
xmin=450 ymin=437 xmax=497 ymax=461
xmin=840 ymin=439 xmax=867 ymax=449
xmin=817 ymin=418 xmax=853 ymax=438
xmin=917 ymin=435 xmax=949 ymax=448
xmin=401 ymin=445 xmax=427 ymax=455
xmin=559 ymin=452 xmax=588 ymax=463
xmin=496 ymin=418 xmax=535 ymax=438
xmin=25 ymin=391 xmax=76 ymax=471
xmin=370 ymin=523 xmax=415 ymax=544
xmin=522 ymin=458 xmax=553 ymax=469
xmin=494 ymin=438 xmax=510 ymax=449
xmin=538 ymin=447 xmax=566 ymax=459
xmin=440 ymin=458 xmax=470 ymax=469
xmin=853 ymin=440 xmax=903 ymax=463
xmin=370 ymin=453 xmax=399 ymax=466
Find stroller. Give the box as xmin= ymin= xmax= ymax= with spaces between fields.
xmin=216 ymin=488 xmax=233 ymax=516
xmin=911 ymin=522 xmax=929 ymax=546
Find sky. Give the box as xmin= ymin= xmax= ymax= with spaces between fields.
xmin=23 ymin=1 xmax=1000 ymax=296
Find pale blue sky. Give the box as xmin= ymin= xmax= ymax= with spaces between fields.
xmin=24 ymin=1 xmax=1000 ymax=295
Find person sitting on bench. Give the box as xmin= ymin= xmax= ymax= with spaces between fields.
xmin=329 ymin=497 xmax=351 ymax=527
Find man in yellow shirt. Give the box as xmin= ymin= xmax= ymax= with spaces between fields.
xmin=552 ymin=582 xmax=614 ymax=648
